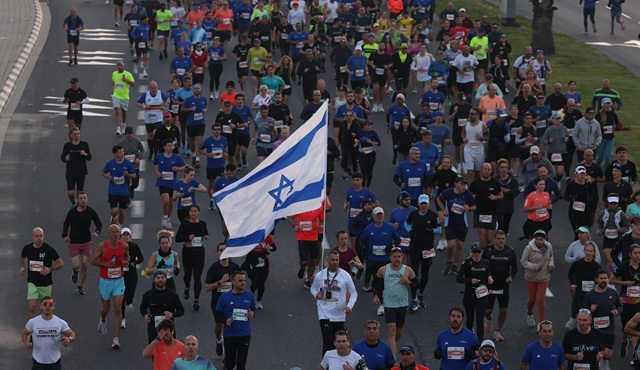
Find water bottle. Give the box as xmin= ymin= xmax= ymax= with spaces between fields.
xmin=356 ymin=356 xmax=368 ymax=370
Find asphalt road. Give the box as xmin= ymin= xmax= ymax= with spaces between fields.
xmin=488 ymin=0 xmax=640 ymax=77
xmin=0 ymin=1 xmax=634 ymax=369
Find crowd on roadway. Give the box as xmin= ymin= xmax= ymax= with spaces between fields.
xmin=24 ymin=0 xmax=638 ymax=369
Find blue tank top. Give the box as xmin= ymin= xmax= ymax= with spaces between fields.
xmin=156 ymin=251 xmax=175 ymax=279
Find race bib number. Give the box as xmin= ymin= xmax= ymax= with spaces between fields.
xmin=487 ymin=110 xmax=496 ymax=120
xmin=297 ymin=42 xmax=304 ymax=48
xmin=299 ymin=221 xmax=312 ymax=231
xmin=567 ymin=128 xmax=574 ymax=135
xmin=510 ymin=127 xmax=518 ymax=136
xmin=551 ymin=153 xmax=563 ymax=163
xmin=70 ymin=103 xmax=81 ymax=111
xmin=194 ymin=112 xmax=203 ymax=121
xmin=451 ymin=203 xmax=464 ymax=215
xmin=253 ymin=57 xmax=262 ymax=65
xmin=475 ymin=284 xmax=489 ymax=298
xmin=212 ymin=148 xmax=223 ymax=158
xmin=594 ymin=316 xmax=610 ymax=329
xmin=603 ymin=125 xmax=613 ymax=134
xmin=323 ymin=295 xmax=339 ymax=306
xmin=241 ymin=13 xmax=250 ymax=19
xmin=435 ymin=144 xmax=442 ymax=152
xmin=115 ymin=83 xmax=124 ymax=89
xmin=138 ymin=42 xmax=147 ymax=48
xmin=582 ymin=280 xmax=594 ymax=292
xmin=176 ymin=68 xmax=186 ymax=75
xmin=191 ymin=237 xmax=203 ymax=247
xmin=400 ymin=237 xmax=410 ymax=247
xmin=280 ymin=33 xmax=288 ymax=39
xmin=70 ymin=30 xmax=78 ymax=36
xmin=458 ymin=118 xmax=467 ymax=127
xmin=362 ymin=146 xmax=374 ymax=154
xmin=259 ymin=134 xmax=271 ymax=142
xmin=355 ymin=69 xmax=364 ymax=77
xmin=171 ymin=104 xmax=179 ymax=114
xmin=400 ymin=28 xmax=408 ymax=34
xmin=154 ymin=315 xmax=165 ymax=327
xmin=476 ymin=51 xmax=484 ymax=59
xmin=605 ymin=229 xmax=618 ymax=239
xmin=573 ymin=364 xmax=590 ymax=370
xmin=129 ymin=20 xmax=138 ymax=26
xmin=429 ymin=102 xmax=439 ymax=110
xmin=339 ymin=66 xmax=346 ymax=73
xmin=223 ymin=125 xmax=232 ymax=134
xmin=407 ymin=177 xmax=420 ymax=187
xmin=148 ymin=111 xmax=159 ymax=121
xmin=479 ymin=214 xmax=492 ymax=223
xmin=489 ymin=289 xmax=504 ymax=295
xmin=29 ymin=260 xmax=43 ymax=272
xmin=107 ymin=267 xmax=122 ymax=279
xmin=180 ymin=197 xmax=193 ymax=207
xmin=350 ymin=208 xmax=362 ymax=218
xmin=535 ymin=208 xmax=548 ymax=218
xmin=393 ymin=121 xmax=400 ymax=129
xmin=206 ymin=31 xmax=212 ymax=39
xmin=535 ymin=120 xmax=546 ymax=128
xmin=334 ymin=36 xmax=342 ymax=43
xmin=261 ymin=36 xmax=269 ymax=41
xmin=125 ymin=154 xmax=136 ymax=162
xmin=372 ymin=245 xmax=386 ymax=256
xmin=422 ymin=249 xmax=435 ymax=259
xmin=239 ymin=61 xmax=248 ymax=68
xmin=572 ymin=201 xmax=585 ymax=212
xmin=447 ymin=347 xmax=465 ymax=360
xmin=232 ymin=308 xmax=248 ymax=321
xmin=446 ymin=14 xmax=454 ymax=20
xmin=223 ymin=18 xmax=231 ymax=24
xmin=375 ymin=68 xmax=385 ymax=75
xmin=274 ymin=120 xmax=283 ymax=129
xmin=356 ymin=26 xmax=365 ymax=33
xmin=217 ymin=281 xmax=232 ymax=293
xmin=469 ymin=142 xmax=479 ymax=149
xmin=195 ymin=67 xmax=204 ymax=74
xmin=255 ymin=257 xmax=265 ymax=268
xmin=162 ymin=171 xmax=174 ymax=181
xmin=113 ymin=176 xmax=125 ymax=185
xmin=628 ymin=286 xmax=640 ymax=297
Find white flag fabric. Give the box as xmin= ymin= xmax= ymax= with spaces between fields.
xmin=214 ymin=101 xmax=328 ymax=258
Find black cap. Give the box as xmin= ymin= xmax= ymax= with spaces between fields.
xmin=124 ymin=126 xmax=134 ymax=134
xmin=454 ymin=176 xmax=467 ymax=184
xmin=585 ymin=107 xmax=595 ymax=113
xmin=457 ymin=92 xmax=466 ymax=100
xmin=223 ymin=100 xmax=232 ymax=106
xmin=69 ymin=77 xmax=79 ymax=84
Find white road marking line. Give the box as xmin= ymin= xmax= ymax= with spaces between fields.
xmin=63 ymin=50 xmax=125 ymax=55
xmin=83 ymin=28 xmax=128 ymax=32
xmin=130 ymin=200 xmax=145 ymax=218
xmin=137 ymin=111 xmax=144 ymax=120
xmin=140 ymin=160 xmax=147 ymax=172
xmin=137 ymin=178 xmax=145 ymax=190
xmin=57 ymin=61 xmax=122 ymax=66
xmin=622 ymin=13 xmax=631 ymax=19
xmin=38 ymin=109 xmax=110 ymax=117
xmin=42 ymin=103 xmax=112 ymax=110
xmin=136 ymin=125 xmax=146 ymax=135
xmin=128 ymin=224 xmax=144 ymax=239
xmin=43 ymin=96 xmax=112 ymax=103
xmin=545 ymin=288 xmax=554 ymax=297
xmin=139 ymin=85 xmax=149 ymax=93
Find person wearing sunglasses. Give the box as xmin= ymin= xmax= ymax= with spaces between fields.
xmin=465 ymin=340 xmax=505 ymax=370
xmin=457 ymin=242 xmax=494 ymax=341
xmin=22 ymin=296 xmax=76 ymax=370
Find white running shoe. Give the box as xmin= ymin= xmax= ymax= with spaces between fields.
xmin=526 ymin=313 xmax=536 ymax=327
xmin=115 ymin=127 xmax=122 ymax=136
xmin=105 ymin=0 xmax=110 ymax=4
xmin=120 ymin=318 xmax=126 ymax=328
xmin=133 ymin=64 xmax=139 ymax=74
xmin=377 ymin=305 xmax=385 ymax=316
xmin=111 ymin=337 xmax=120 ymax=349
xmin=126 ymin=304 xmax=133 ymax=314
xmin=437 ymin=239 xmax=446 ymax=250
xmin=98 ymin=318 xmax=107 ymax=335
xmin=214 ymin=91 xmax=219 ymax=99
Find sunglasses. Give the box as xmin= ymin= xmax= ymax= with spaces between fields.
xmin=472 ymin=250 xmax=483 ymax=254
xmin=537 ymin=97 xmax=545 ymax=100
xmin=42 ymin=301 xmax=54 ymax=307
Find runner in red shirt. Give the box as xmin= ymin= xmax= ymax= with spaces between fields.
xmin=289 ymin=206 xmax=325 ymax=289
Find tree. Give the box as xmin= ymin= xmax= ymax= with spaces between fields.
xmin=531 ymin=0 xmax=556 ymax=54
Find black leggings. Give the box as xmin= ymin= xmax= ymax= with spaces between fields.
xmin=496 ymin=213 xmax=513 ymax=235
xmin=463 ymin=290 xmax=489 ymax=341
xmin=358 ymin=152 xmax=376 ymax=187
xmin=249 ymin=265 xmax=269 ymax=301
xmin=366 ymin=259 xmax=387 ymax=288
xmin=122 ymin=268 xmax=138 ymax=318
xmin=340 ymin=144 xmax=358 ymax=173
xmin=224 ymin=336 xmax=251 ymax=370
xmin=182 ymin=246 xmax=205 ymax=299
xmin=319 ymin=320 xmax=345 ymax=355
xmin=208 ymin=63 xmax=223 ymax=92
xmin=583 ymin=8 xmax=595 ymax=30
xmin=409 ymin=251 xmax=432 ymax=295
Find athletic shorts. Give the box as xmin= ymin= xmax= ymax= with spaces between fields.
xmin=149 ymin=21 xmax=157 ymax=32
xmin=350 ymin=79 xmax=366 ymax=90
xmin=452 ymin=128 xmax=464 ymax=146
xmin=237 ymin=134 xmax=250 ymax=147
xmin=207 ymin=167 xmax=224 ymax=180
xmin=216 ymin=30 xmax=231 ymax=42
xmin=159 ymin=186 xmax=174 ymax=197
xmin=27 ymin=283 xmax=52 ymax=301
xmin=66 ymin=111 xmax=83 ymax=124
xmin=67 ymin=35 xmax=80 ymax=45
xmin=99 ymin=277 xmax=125 ymax=300
xmin=114 ymin=0 xmax=124 ymax=5
xmin=292 ymin=54 xmax=304 ymax=64
xmin=66 ymin=172 xmax=86 ymax=191
xmin=108 ymin=194 xmax=130 ymax=209
xmin=112 ymin=96 xmax=129 ymax=111
xmin=473 ymin=212 xmax=498 ymax=230
xmin=32 ymin=358 xmax=62 ymax=370
xmin=256 ymin=146 xmax=273 ymax=158
xmin=487 ymin=286 xmax=510 ymax=308
xmin=477 ymin=59 xmax=488 ymax=71
xmin=250 ymin=69 xmax=262 ymax=78
xmin=157 ymin=30 xmax=170 ymax=39
xmin=187 ymin=124 xmax=206 ymax=137
xmin=463 ymin=150 xmax=484 ymax=172
xmin=371 ymin=75 xmax=386 ymax=86
xmin=445 ymin=225 xmax=468 ymax=242
xmin=298 ymin=240 xmax=319 ymax=262
xmin=145 ymin=121 xmax=162 ymax=133
xmin=457 ymin=81 xmax=474 ymax=96
xmin=384 ymin=306 xmax=407 ymax=327
xmin=232 ymin=67 xmax=248 ymax=80
xmin=395 ymin=77 xmax=408 ymax=90
xmin=135 ymin=44 xmax=149 ymax=55
xmin=69 ymin=242 xmax=92 ymax=258
xmin=282 ymin=87 xmax=292 ymax=96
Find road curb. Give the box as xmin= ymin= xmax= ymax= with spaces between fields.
xmin=0 ymin=0 xmax=44 ymax=115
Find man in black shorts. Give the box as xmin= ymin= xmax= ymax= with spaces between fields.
xmin=368 ymin=43 xmax=392 ymax=113
xmin=448 ymin=92 xmax=472 ymax=168
xmin=63 ymin=7 xmax=84 ymax=66
xmin=215 ymin=100 xmax=242 ymax=168
xmin=102 ymin=145 xmax=136 ymax=226
xmin=469 ymin=163 xmax=503 ymax=246
xmin=63 ymin=77 xmax=89 ymax=130
xmin=482 ymin=230 xmax=518 ymax=342
xmin=61 ymin=127 xmax=92 ymax=207
xmin=232 ymin=35 xmax=250 ymax=91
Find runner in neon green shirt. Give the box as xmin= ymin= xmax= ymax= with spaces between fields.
xmin=111 ymin=61 xmax=135 ymax=135
xmin=469 ymin=29 xmax=490 ymax=86
xmin=156 ymin=8 xmax=173 ymax=60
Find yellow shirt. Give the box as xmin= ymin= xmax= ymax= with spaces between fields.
xmin=112 ymin=70 xmax=135 ymax=100
xmin=398 ymin=17 xmax=413 ymax=38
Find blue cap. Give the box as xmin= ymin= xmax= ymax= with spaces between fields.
xmin=613 ymin=162 xmax=622 ymax=169
xmin=497 ymin=108 xmax=508 ymax=117
xmin=602 ymin=97 xmax=612 ymax=104
xmin=262 ymin=13 xmax=269 ymax=18
xmin=418 ymin=194 xmax=430 ymax=203
xmin=177 ymin=19 xmax=184 ymax=23
xmin=399 ymin=344 xmax=415 ymax=354
xmin=552 ymin=113 xmax=561 ymax=119
xmin=433 ymin=110 xmax=444 ymax=117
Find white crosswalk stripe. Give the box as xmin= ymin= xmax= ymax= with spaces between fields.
xmin=39 ymin=96 xmax=112 ymax=117
xmin=79 ymin=28 xmax=129 ymax=42
xmin=59 ymin=49 xmax=126 ymax=65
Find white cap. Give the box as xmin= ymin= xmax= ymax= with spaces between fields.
xmin=529 ymin=145 xmax=540 ymax=154
xmin=459 ymin=7 xmax=466 ymax=12
xmin=373 ymin=207 xmax=384 ymax=214
xmin=607 ymin=195 xmax=620 ymax=203
xmin=418 ymin=194 xmax=430 ymax=203
xmin=121 ymin=227 xmax=132 ymax=235
xmin=480 ymin=339 xmax=496 ymax=349
xmin=354 ymin=45 xmax=363 ymax=51
xmin=396 ymin=93 xmax=405 ymax=101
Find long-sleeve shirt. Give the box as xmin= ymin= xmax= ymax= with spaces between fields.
xmin=61 ymin=141 xmax=92 ymax=175
xmin=62 ymin=206 xmax=103 ymax=244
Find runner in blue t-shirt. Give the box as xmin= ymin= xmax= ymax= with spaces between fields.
xmin=389 ymin=192 xmax=418 ymax=254
xmin=520 ymin=321 xmax=565 ymax=370
xmin=182 ymin=85 xmax=208 ymax=169
xmin=361 ymin=207 xmax=400 ymax=293
xmin=394 ymin=149 xmax=429 ymax=204
xmin=173 ymin=166 xmax=207 ymax=222
xmin=63 ymin=8 xmax=85 ymax=66
xmin=102 ymin=145 xmax=136 ymax=226
xmin=153 ymin=139 xmax=186 ymax=230
xmin=434 ymin=307 xmax=479 ymax=370
xmin=199 ymin=124 xmax=228 ymax=210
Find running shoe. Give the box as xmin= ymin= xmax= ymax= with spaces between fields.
xmin=195 ymin=159 xmax=201 ymax=169
xmin=362 ymin=284 xmax=372 ymax=292
xmin=165 ymin=220 xmax=172 ymax=230
xmin=526 ymin=313 xmax=536 ymax=327
xmin=592 ymin=23 xmax=597 ymax=33
xmin=620 ymin=340 xmax=629 ymax=358
xmin=493 ymin=330 xmax=504 ymax=341
xmin=376 ymin=305 xmax=385 ymax=316
xmin=71 ymin=269 xmax=78 ymax=284
xmin=214 ymin=91 xmax=219 ymax=99
xmin=98 ymin=319 xmax=107 ymax=335
xmin=450 ymin=264 xmax=459 ymax=275
xmin=115 ymin=22 xmax=120 ymax=27
xmin=120 ymin=319 xmax=126 ymax=328
xmin=112 ymin=337 xmax=120 ymax=349
xmin=297 ymin=266 xmax=305 ymax=279
xmin=255 ymin=301 xmax=264 ymax=309
xmin=209 ymin=199 xmax=215 ymax=210
xmin=193 ymin=299 xmax=200 ymax=311
xmin=417 ymin=294 xmax=426 ymax=308
xmin=409 ymin=300 xmax=418 ymax=312
xmin=163 ymin=50 xmax=168 ymax=59
xmin=184 ymin=287 xmax=190 ymax=300
xmin=304 ymin=280 xmax=312 ymax=289
xmin=126 ymin=304 xmax=133 ymax=314
xmin=209 ymin=94 xmax=215 ymax=101
xmin=115 ymin=127 xmax=122 ymax=136
xmin=443 ymin=261 xmax=452 ymax=274
xmin=216 ymin=338 xmax=224 ymax=356
xmin=133 ymin=64 xmax=138 ymax=74
xmin=76 ymin=286 xmax=85 ymax=295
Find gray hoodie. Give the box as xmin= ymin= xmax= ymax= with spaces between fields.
xmin=572 ymin=116 xmax=602 ymax=150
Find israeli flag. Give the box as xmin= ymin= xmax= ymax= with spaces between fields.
xmin=214 ymin=101 xmax=328 ymax=258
